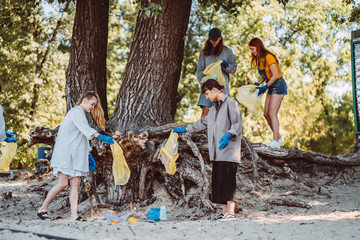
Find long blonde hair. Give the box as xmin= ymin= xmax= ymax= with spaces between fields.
xmin=78 ymin=91 xmax=105 ymax=129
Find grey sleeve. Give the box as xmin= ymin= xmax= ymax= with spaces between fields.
xmin=196 ymin=52 xmax=206 ymax=83
xmin=227 ymin=100 xmax=242 ymax=139
xmin=187 ymin=116 xmax=208 ymax=133
xmin=222 ymin=48 xmax=237 ymax=75
xmin=0 ymin=106 xmax=7 ymax=141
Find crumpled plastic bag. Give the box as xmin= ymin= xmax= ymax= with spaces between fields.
xmin=110 ymin=141 xmax=130 ymax=185
xmin=160 ymin=132 xmax=179 ymax=175
xmin=200 ymin=60 xmax=226 ymax=87
xmin=0 ymin=142 xmax=17 ymax=172
xmin=236 ymin=85 xmax=262 ymax=114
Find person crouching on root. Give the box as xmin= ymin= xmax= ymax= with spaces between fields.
xmin=173 ymin=79 xmax=242 ymax=221
xmin=37 ymin=91 xmax=114 ymax=221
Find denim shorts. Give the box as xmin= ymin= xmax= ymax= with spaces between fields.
xmin=197 ymin=93 xmax=213 ymax=108
xmin=266 ymin=77 xmax=287 ymax=95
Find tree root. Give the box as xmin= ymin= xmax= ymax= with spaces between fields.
xmin=27 ymin=124 xmax=360 ymax=216
xmin=267 ymin=197 xmax=313 ymax=209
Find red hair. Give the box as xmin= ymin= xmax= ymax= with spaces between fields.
xmin=248 ymin=38 xmax=278 ymax=69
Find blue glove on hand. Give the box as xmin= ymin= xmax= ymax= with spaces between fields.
xmin=254 ymin=82 xmax=260 ymax=86
xmin=219 ymin=133 xmax=232 ymax=150
xmin=4 ymin=136 xmax=17 ymax=143
xmin=89 ymin=154 xmax=96 ymax=171
xmin=5 ymin=131 xmax=14 ymax=137
xmin=221 ymin=60 xmax=229 ymax=68
xmin=96 ymin=134 xmax=114 ymax=145
xmin=256 ymin=84 xmax=269 ymax=96
xmin=173 ymin=127 xmax=187 ymax=133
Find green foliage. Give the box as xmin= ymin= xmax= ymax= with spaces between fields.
xmin=1 ymin=0 xmax=358 ymax=171
xmin=107 ymin=0 xmax=137 ymax=116
xmin=0 ymin=0 xmax=74 ymax=169
xmin=133 ymin=0 xmax=165 ymax=19
xmin=175 ymin=0 xmax=356 ymax=154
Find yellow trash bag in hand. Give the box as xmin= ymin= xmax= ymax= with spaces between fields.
xmin=0 ymin=142 xmax=17 ymax=172
xmin=160 ymin=132 xmax=179 ymax=175
xmin=200 ymin=60 xmax=226 ymax=87
xmin=236 ymin=85 xmax=262 ymax=114
xmin=110 ymin=141 xmax=130 ymax=185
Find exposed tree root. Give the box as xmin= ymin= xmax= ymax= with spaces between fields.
xmin=267 ymin=198 xmax=313 ymax=209
xmin=28 ymin=124 xmax=360 ymax=216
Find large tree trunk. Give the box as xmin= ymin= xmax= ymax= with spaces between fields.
xmin=65 ymin=0 xmax=109 ymax=119
xmin=109 ymin=0 xmax=192 ymax=132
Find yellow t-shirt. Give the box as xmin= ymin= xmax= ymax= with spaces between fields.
xmin=258 ymin=54 xmax=282 ymax=80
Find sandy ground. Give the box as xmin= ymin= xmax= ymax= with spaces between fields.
xmin=1 ymin=171 xmax=360 ymax=240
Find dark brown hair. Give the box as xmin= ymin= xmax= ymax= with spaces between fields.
xmin=248 ymin=38 xmax=279 ymax=68
xmin=202 ymin=38 xmax=224 ymax=57
xmin=77 ymin=91 xmax=105 ymax=129
xmin=0 ymin=83 xmax=2 ymax=94
xmin=201 ymin=79 xmax=224 ymax=94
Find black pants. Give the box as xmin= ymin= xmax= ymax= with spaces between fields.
xmin=211 ymin=161 xmax=238 ymax=204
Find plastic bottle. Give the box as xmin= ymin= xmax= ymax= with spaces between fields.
xmin=159 ymin=206 xmax=167 ymax=220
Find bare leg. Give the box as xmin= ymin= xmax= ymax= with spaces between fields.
xmin=263 ymin=94 xmax=273 ymax=132
xmin=201 ymin=106 xmax=210 ymax=118
xmin=227 ymin=201 xmax=235 ymax=215
xmin=38 ymin=172 xmax=69 ymax=212
xmin=69 ymin=177 xmax=80 ymax=220
xmin=222 ymin=204 xmax=227 ymax=214
xmin=267 ymin=94 xmax=284 ymax=141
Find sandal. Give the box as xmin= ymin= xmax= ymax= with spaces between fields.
xmin=74 ymin=216 xmax=87 ymax=222
xmin=37 ymin=211 xmax=50 ymax=220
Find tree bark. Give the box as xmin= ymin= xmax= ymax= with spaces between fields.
xmin=109 ymin=0 xmax=192 ymax=132
xmin=65 ymin=0 xmax=109 ymax=119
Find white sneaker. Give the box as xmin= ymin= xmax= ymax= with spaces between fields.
xmin=219 ymin=212 xmax=237 ymax=221
xmin=278 ymin=137 xmax=284 ymax=147
xmin=266 ymin=139 xmax=281 ymax=149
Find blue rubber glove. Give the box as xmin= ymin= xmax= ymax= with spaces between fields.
xmin=5 ymin=131 xmax=14 ymax=137
xmin=221 ymin=60 xmax=229 ymax=68
xmin=96 ymin=134 xmax=114 ymax=145
xmin=89 ymin=154 xmax=96 ymax=171
xmin=173 ymin=127 xmax=187 ymax=133
xmin=4 ymin=136 xmax=17 ymax=143
xmin=254 ymin=82 xmax=260 ymax=86
xmin=219 ymin=133 xmax=232 ymax=150
xmin=256 ymin=84 xmax=269 ymax=96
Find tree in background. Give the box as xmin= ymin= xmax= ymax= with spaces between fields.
xmin=0 ymin=0 xmax=74 ymax=168
xmin=1 ymin=0 xmax=358 ymax=167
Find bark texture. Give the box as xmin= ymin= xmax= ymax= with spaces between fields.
xmin=65 ymin=0 xmax=109 ymax=119
xmin=109 ymin=0 xmax=192 ymax=132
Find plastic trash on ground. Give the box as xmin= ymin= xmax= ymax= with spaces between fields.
xmin=128 ymin=217 xmax=140 ymax=223
xmin=0 ymin=142 xmax=17 ymax=172
xmin=236 ymin=85 xmax=263 ymax=114
xmin=146 ymin=206 xmax=167 ymax=221
xmin=110 ymin=141 xmax=130 ymax=185
xmin=103 ymin=207 xmax=136 ymax=223
xmin=200 ymin=60 xmax=226 ymax=87
xmin=160 ymin=132 xmax=179 ymax=175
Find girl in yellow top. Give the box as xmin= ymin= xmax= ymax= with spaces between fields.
xmin=248 ymin=38 xmax=287 ymax=149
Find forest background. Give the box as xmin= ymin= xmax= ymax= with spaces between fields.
xmin=0 ymin=0 xmax=359 ymax=169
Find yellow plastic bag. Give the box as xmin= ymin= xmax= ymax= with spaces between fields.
xmin=200 ymin=60 xmax=226 ymax=87
xmin=111 ymin=141 xmax=130 ymax=185
xmin=236 ymin=85 xmax=262 ymax=114
xmin=0 ymin=142 xmax=17 ymax=172
xmin=160 ymin=132 xmax=179 ymax=175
